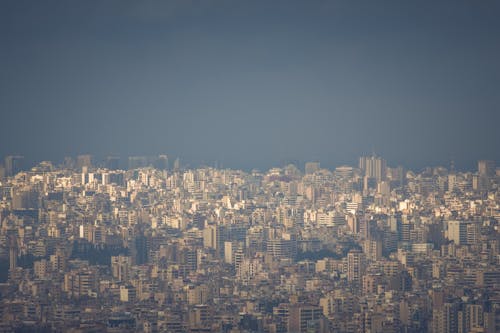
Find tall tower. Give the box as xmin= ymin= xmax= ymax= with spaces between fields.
xmin=76 ymin=154 xmax=93 ymax=170
xmin=477 ymin=160 xmax=495 ymax=192
xmin=173 ymin=158 xmax=181 ymax=172
xmin=359 ymin=155 xmax=386 ymax=182
xmin=478 ymin=160 xmax=495 ymax=178
xmin=4 ymin=155 xmax=24 ymax=177
xmin=9 ymin=235 xmax=18 ymax=271
xmin=131 ymin=234 xmax=148 ymax=265
xmin=347 ymin=249 xmax=366 ymax=286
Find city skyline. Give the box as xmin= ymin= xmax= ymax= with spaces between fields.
xmin=0 ymin=152 xmax=498 ymax=175
xmin=0 ymin=149 xmax=499 ymax=332
xmin=2 ymin=1 xmax=500 ymax=331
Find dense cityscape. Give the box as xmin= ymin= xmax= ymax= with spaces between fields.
xmin=0 ymin=154 xmax=498 ymax=332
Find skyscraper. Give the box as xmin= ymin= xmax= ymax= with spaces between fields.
xmin=477 ymin=160 xmax=495 ymax=191
xmin=76 ymin=154 xmax=93 ymax=170
xmin=105 ymin=155 xmax=121 ymax=170
xmin=4 ymin=155 xmax=24 ymax=177
xmin=131 ymin=234 xmax=149 ymax=265
xmin=478 ymin=160 xmax=495 ymax=178
xmin=359 ymin=155 xmax=386 ymax=182
xmin=9 ymin=235 xmax=18 ymax=271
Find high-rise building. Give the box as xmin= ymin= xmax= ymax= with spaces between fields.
xmin=131 ymin=234 xmax=149 ymax=265
xmin=347 ymin=249 xmax=366 ymax=286
xmin=111 ymin=255 xmax=131 ymax=282
xmin=0 ymin=164 xmax=5 ymax=179
xmin=119 ymin=285 xmax=136 ymax=302
xmin=305 ymin=162 xmax=320 ymax=175
xmin=179 ymin=247 xmax=198 ymax=271
xmin=464 ymin=304 xmax=484 ymax=332
xmin=359 ymin=155 xmax=386 ymax=182
xmin=9 ymin=235 xmax=18 ymax=271
xmin=478 ymin=160 xmax=495 ymax=178
xmin=203 ymin=224 xmax=217 ymax=250
xmin=173 ymin=158 xmax=181 ymax=171
xmin=186 ymin=285 xmax=210 ymax=306
xmin=387 ymin=165 xmax=404 ymax=187
xmin=266 ymin=238 xmax=297 ymax=259
xmin=447 ymin=220 xmax=467 ymax=245
xmin=477 ymin=160 xmax=495 ymax=192
xmin=155 ymin=154 xmax=169 ymax=170
xmin=64 ymin=268 xmax=97 ymax=298
xmin=50 ymin=247 xmax=67 ymax=272
xmin=432 ymin=302 xmax=459 ymax=333
xmin=4 ymin=155 xmax=24 ymax=177
xmin=224 ymin=241 xmax=234 ymax=264
xmin=105 ymin=156 xmax=121 ymax=170
xmin=466 ymin=223 xmax=480 ymax=246
xmin=288 ymin=304 xmax=325 ymax=333
xmin=76 ymin=154 xmax=93 ymax=170
xmin=128 ymin=156 xmax=150 ymax=170
xmin=203 ymin=224 xmax=227 ymax=256
xmin=12 ymin=189 xmax=39 ymax=210
xmin=363 ymin=239 xmax=382 ymax=261
xmin=448 ymin=173 xmax=457 ymax=192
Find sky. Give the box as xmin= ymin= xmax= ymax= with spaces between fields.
xmin=1 ymin=0 xmax=499 ymax=171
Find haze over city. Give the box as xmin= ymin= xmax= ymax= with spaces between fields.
xmin=2 ymin=1 xmax=500 ymax=333
xmin=1 ymin=0 xmax=500 ymax=170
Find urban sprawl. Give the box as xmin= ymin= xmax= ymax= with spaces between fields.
xmin=0 ymin=155 xmax=499 ymax=333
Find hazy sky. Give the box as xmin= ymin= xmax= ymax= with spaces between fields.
xmin=1 ymin=0 xmax=499 ymax=171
